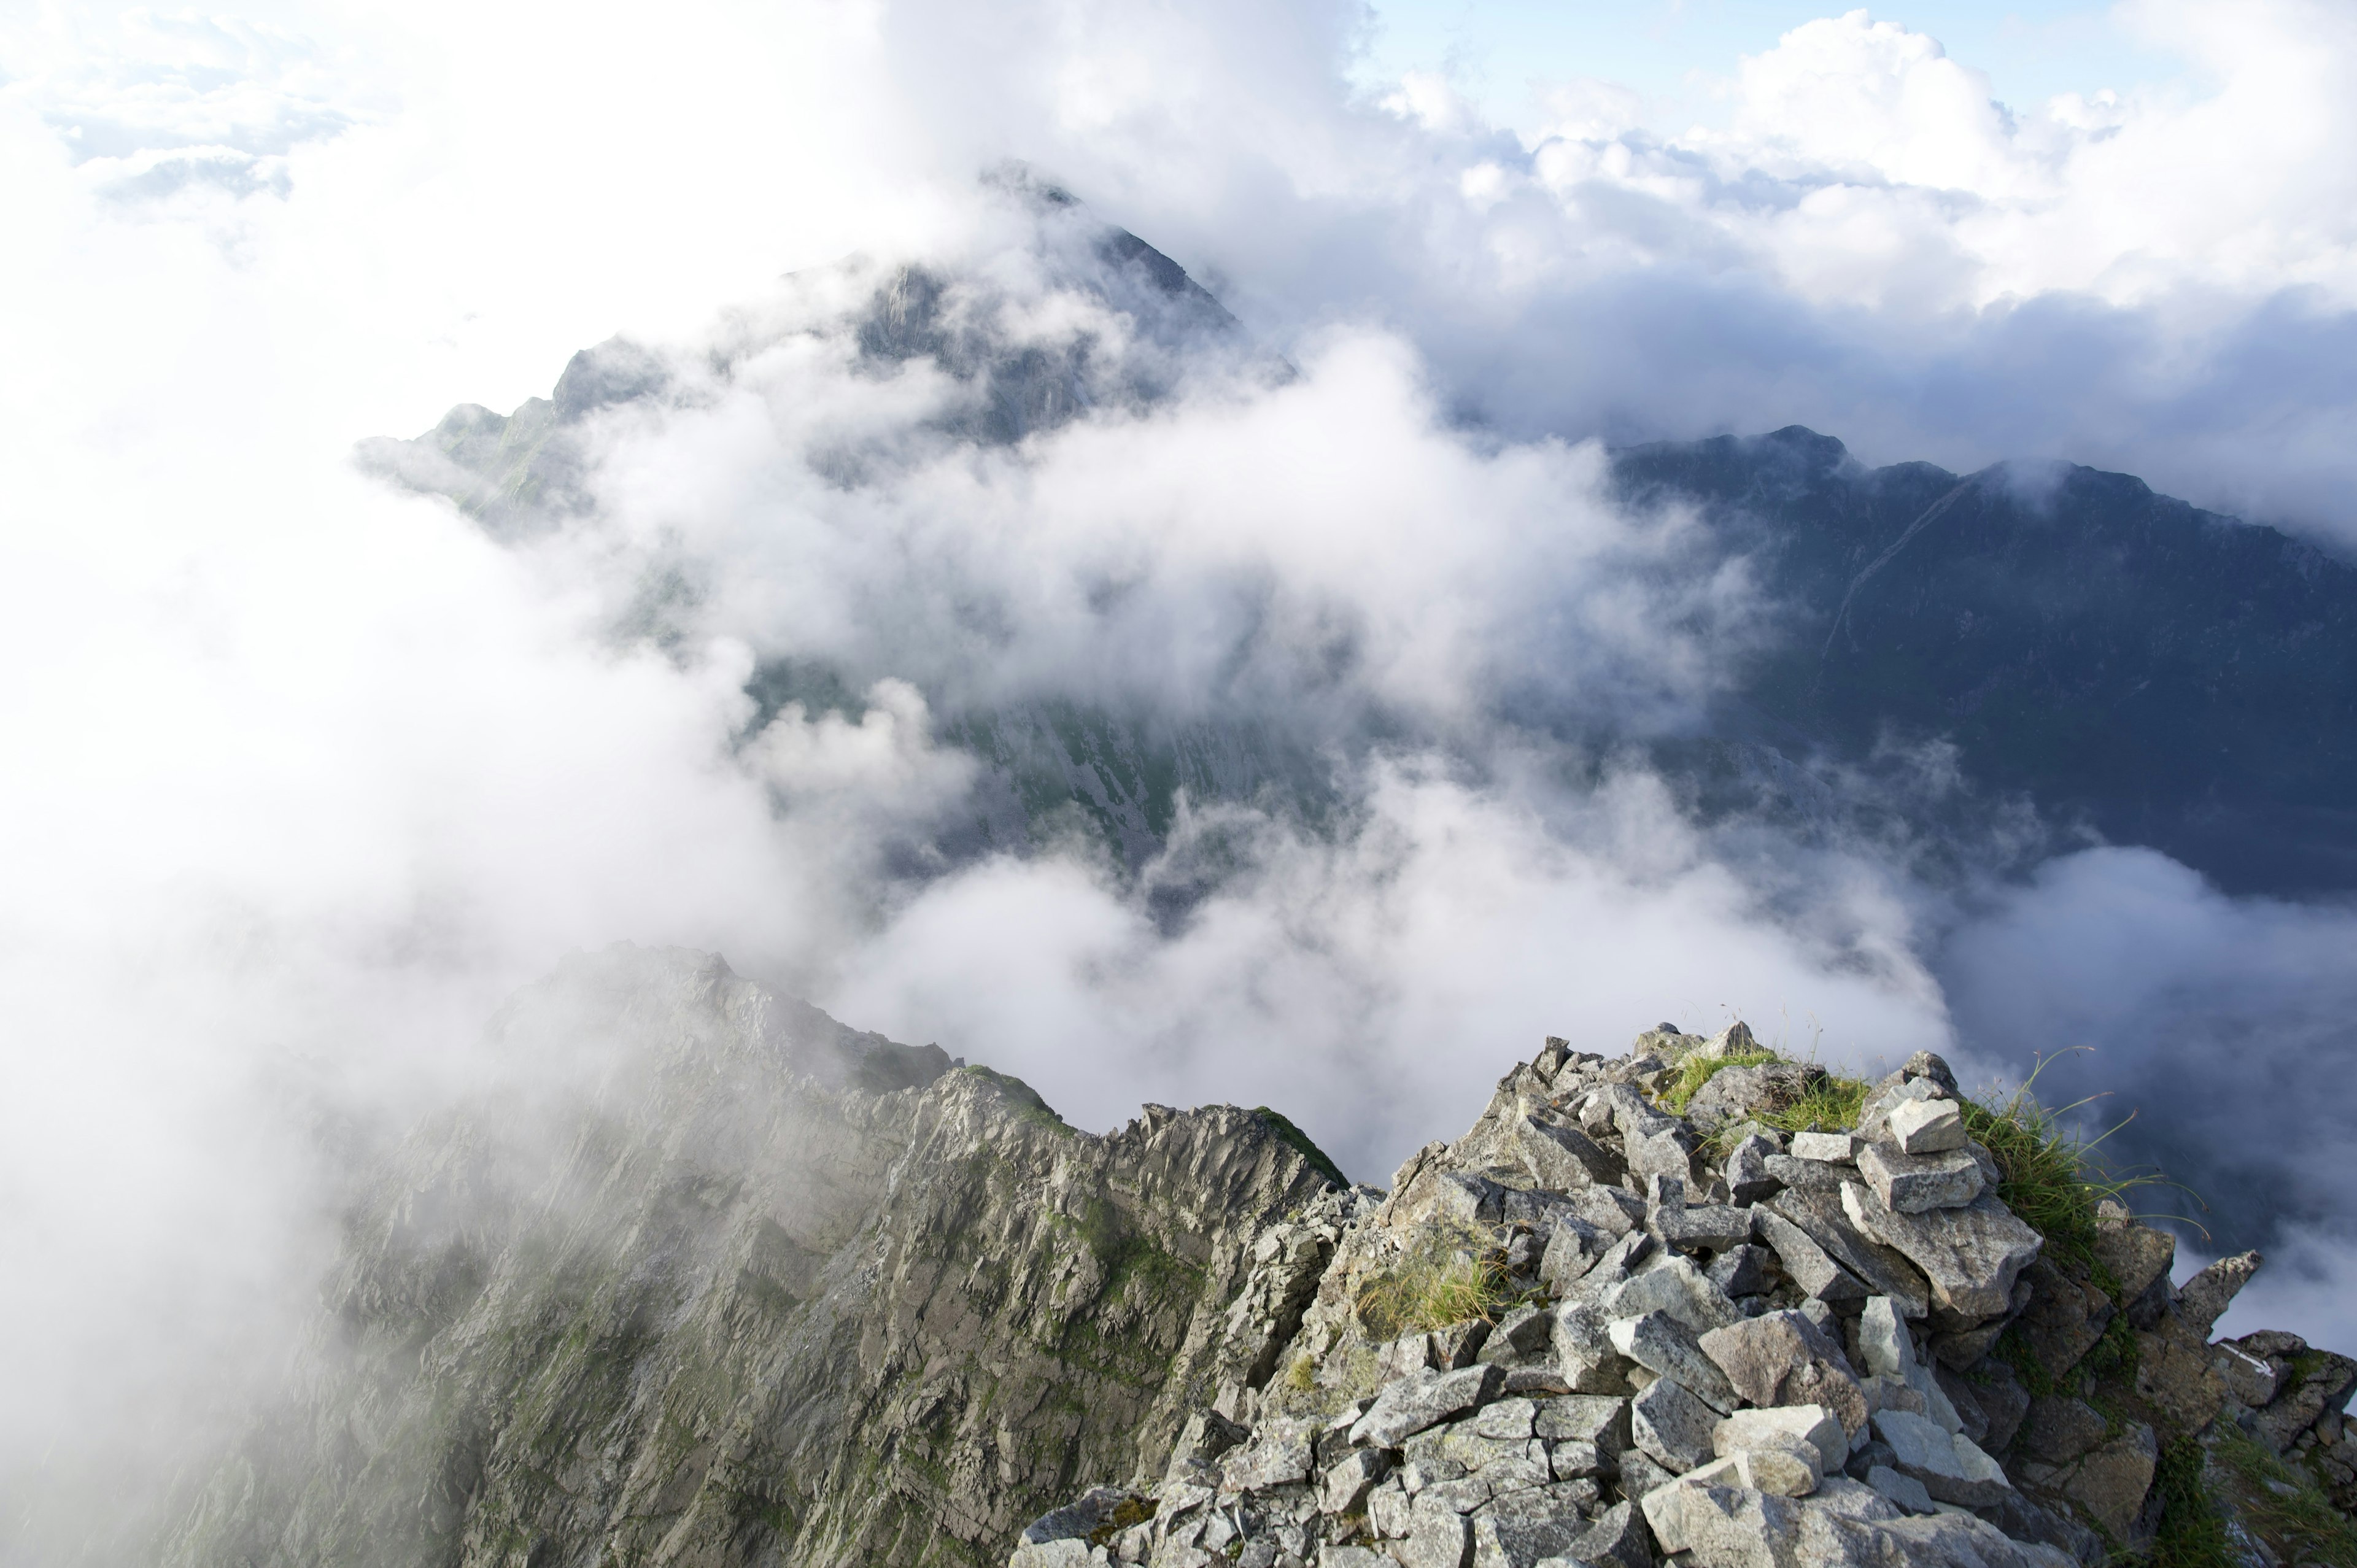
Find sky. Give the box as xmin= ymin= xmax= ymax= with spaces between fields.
xmin=1357 ymin=0 xmax=2189 ymax=134
xmin=3 ymin=1 xmax=2356 ymax=1553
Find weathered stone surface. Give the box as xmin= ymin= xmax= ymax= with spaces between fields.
xmin=2010 ymin=1259 xmax=2114 ymax=1384
xmin=1790 ymin=1132 xmax=1860 ymax=1164
xmin=1857 ymin=1142 xmax=1986 ymax=1214
xmin=1223 ymin=1431 xmax=1314 ymax=1493
xmin=1654 ymin=1203 xmax=1756 ymax=1253
xmin=1355 ymin=1366 xmax=1507 ymax=1448
xmin=1625 ymin=1126 xmax=1699 ymax=1186
xmin=1548 ymin=1304 xmax=1635 ymax=1396
xmin=1871 ymin=1409 xmax=2013 ymax=1507
xmin=1322 ymin=1448 xmax=1394 ymax=1515
xmin=1697 ymin=1310 xmax=1867 ymax=1438
xmin=1841 ymin=1183 xmax=2040 ymax=1320
xmin=1887 ymin=1097 xmax=1967 ymax=1154
xmin=1857 ymin=1296 xmax=1961 ymax=1435
xmin=1611 ymin=1313 xmax=1740 ymax=1413
xmin=2250 ymin=1348 xmax=2357 ymax=1454
xmin=1767 ymin=1189 xmax=1932 ymax=1316
xmin=1630 ymin=1375 xmax=1722 ymax=1472
xmin=1752 ymin=1210 xmax=1867 ymax=1304
xmin=1538 ymin=1218 xmax=1606 ymax=1291
xmin=1706 ymin=1243 xmax=1776 ymax=1299
xmin=1515 ymin=1114 xmax=1622 ymax=1191
xmin=1479 ymin=1306 xmax=1556 ymax=1369
xmin=1714 ymin=1405 xmax=1847 ymax=1474
xmin=2056 ymin=1424 xmax=2157 ymax=1543
xmin=2175 ymin=1250 xmax=2262 ymax=1337
xmin=1724 ymin=1135 xmax=1782 ymax=1206
xmin=1562 ymin=1499 xmax=1654 ymax=1568
xmin=1469 ymin=1486 xmax=1589 ymax=1567
xmin=2133 ymin=1323 xmax=2229 ymax=1434
xmin=1395 ymin=1504 xmax=1474 ymax=1568
xmin=1596 ymin=1257 xmax=1741 ymax=1336
xmin=1864 ymin=1465 xmax=1936 ymax=1515
xmin=2090 ymin=1204 xmax=2174 ymax=1309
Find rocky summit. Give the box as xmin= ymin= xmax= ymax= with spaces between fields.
xmin=162 ymin=951 xmax=2355 ymax=1568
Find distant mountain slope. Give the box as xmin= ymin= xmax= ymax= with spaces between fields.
xmin=1614 ymin=428 xmax=2357 ymax=894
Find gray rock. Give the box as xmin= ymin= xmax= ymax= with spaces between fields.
xmin=1854 ymin=1074 xmax=1951 ymax=1144
xmin=1856 ymin=1143 xmax=1985 ymax=1214
xmin=1562 ymin=1499 xmax=1655 ymax=1568
xmin=1790 ymin=1132 xmax=1860 ymax=1164
xmin=1856 ymin=1296 xmax=1961 ymax=1434
xmin=1469 ymin=1486 xmax=1590 ymax=1567
xmin=1516 ymin=1114 xmax=1622 ymax=1191
xmin=1353 ymin=1366 xmax=1506 ymax=1448
xmin=1434 ymin=1319 xmax=1496 ymax=1370
xmin=1479 ymin=1306 xmax=1557 ymax=1368
xmin=1225 ymin=1431 xmax=1315 ymax=1493
xmin=1654 ymin=1203 xmax=1756 ymax=1253
xmin=1538 ymin=1218 xmax=1606 ymax=1292
xmin=1395 ymin=1503 xmax=1474 ymax=1568
xmin=2056 ymin=1423 xmax=2157 ymax=1542
xmin=1549 ymin=1304 xmax=1634 ymax=1396
xmin=2210 ymin=1341 xmax=2283 ymax=1408
xmin=1322 ymin=1448 xmax=1394 ymax=1515
xmin=1768 ymin=1189 xmax=1933 ymax=1316
xmin=1684 ymin=1062 xmax=1820 ymax=1135
xmin=1562 ymin=1230 xmax=1654 ymax=1307
xmin=2175 ymin=1250 xmax=2262 ymax=1338
xmin=1864 ymin=1465 xmax=1936 ymax=1515
xmin=1611 ymin=1313 xmax=1740 ymax=1412
xmin=1697 ymin=1310 xmax=1867 ymax=1439
xmin=1841 ymin=1183 xmax=2039 ymax=1321
xmin=1724 ymin=1137 xmax=1782 ymax=1206
xmin=2008 ymin=1259 xmax=2114 ymax=1385
xmin=1625 ymin=1127 xmax=1698 ymax=1187
xmin=1706 ymin=1244 xmax=1776 ymax=1299
xmin=1752 ymin=1210 xmax=1868 ymax=1304
xmin=1571 ymin=1185 xmax=1646 ymax=1238
xmin=1368 ymin=1480 xmax=1416 ymax=1538
xmin=1886 ymin=1097 xmax=1966 ymax=1154
xmin=1597 ymin=1256 xmax=1741 ymax=1336
xmin=1022 ymin=1485 xmax=1141 ymax=1543
xmin=1714 ymin=1405 xmax=1847 ymax=1474
xmin=1007 ymin=1540 xmax=1095 ymax=1568
xmin=2089 ymin=1205 xmax=2175 ymax=1315
xmin=1871 ymin=1408 xmax=2013 ymax=1507
xmin=1630 ymin=1375 xmax=1722 ymax=1473
xmin=1535 ymin=1396 xmax=1629 ymax=1476
xmin=1322 ymin=1548 xmax=1391 ymax=1568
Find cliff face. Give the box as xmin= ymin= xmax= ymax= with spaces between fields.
xmin=163 ymin=946 xmax=1335 ymax=1568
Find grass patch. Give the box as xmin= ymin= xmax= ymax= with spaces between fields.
xmin=1733 ymin=1072 xmax=1872 ymax=1147
xmin=1355 ymin=1229 xmax=1534 ymax=1340
xmin=1253 ymin=1106 xmax=1348 ymax=1188
xmin=1660 ymin=1049 xmax=1781 ymax=1113
xmin=2150 ymin=1435 xmax=2235 ymax=1568
xmin=2213 ymin=1427 xmax=2357 ymax=1567
xmin=1958 ymin=1059 xmax=2153 ymax=1280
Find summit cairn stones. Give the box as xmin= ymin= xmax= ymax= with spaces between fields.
xmin=1008 ymin=1022 xmax=2351 ymax=1568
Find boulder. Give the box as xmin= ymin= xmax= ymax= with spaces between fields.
xmin=1684 ymin=1061 xmax=1820 ymax=1134
xmin=1596 ymin=1256 xmax=1741 ymax=1336
xmin=1469 ymin=1486 xmax=1590 ymax=1567
xmin=2132 ymin=1324 xmax=2228 ymax=1434
xmin=1864 ymin=1465 xmax=1936 ymax=1515
xmin=1353 ymin=1365 xmax=1506 ymax=1448
xmin=1538 ymin=1218 xmax=1606 ymax=1291
xmin=1610 ymin=1313 xmax=1741 ymax=1412
xmin=1871 ymin=1408 xmax=2013 ymax=1507
xmin=1767 ymin=1189 xmax=1932 ymax=1316
xmin=2009 ymin=1260 xmax=2113 ymax=1385
xmin=1856 ymin=1296 xmax=1962 ymax=1435
xmin=1697 ymin=1310 xmax=1867 ymax=1438
xmin=2055 ymin=1424 xmax=2157 ymax=1544
xmin=1714 ymin=1405 xmax=1848 ymax=1473
xmin=1549 ymin=1303 xmax=1635 ymax=1396
xmin=1887 ymin=1097 xmax=1967 ymax=1154
xmin=1393 ymin=1504 xmax=1473 ymax=1568
xmin=1724 ymin=1135 xmax=1783 ymax=1205
xmin=1322 ymin=1448 xmax=1394 ymax=1515
xmin=1631 ymin=1375 xmax=1722 ymax=1472
xmin=2089 ymin=1203 xmax=2173 ymax=1310
xmin=1840 ymin=1183 xmax=2039 ymax=1321
xmin=1625 ymin=1126 xmax=1700 ymax=1186
xmin=1017 ymin=1485 xmax=1141 ymax=1549
xmin=1221 ymin=1429 xmax=1313 ymax=1493
xmin=1515 ymin=1114 xmax=1622 ymax=1191
xmin=1706 ymin=1244 xmax=1776 ymax=1299
xmin=1752 ymin=1210 xmax=1867 ymax=1305
xmin=2251 ymin=1348 xmax=2357 ymax=1454
xmin=1790 ymin=1132 xmax=1860 ymax=1164
xmin=1856 ymin=1143 xmax=1985 ymax=1214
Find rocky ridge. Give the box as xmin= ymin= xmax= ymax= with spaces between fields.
xmin=1007 ymin=1026 xmax=2357 ymax=1568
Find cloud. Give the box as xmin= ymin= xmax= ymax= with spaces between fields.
xmin=4 ymin=0 xmax=2357 ymax=1549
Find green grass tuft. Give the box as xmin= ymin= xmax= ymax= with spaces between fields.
xmin=1958 ymin=1059 xmax=2154 ymax=1280
xmin=1355 ymin=1229 xmax=1535 ymax=1339
xmin=2213 ymin=1427 xmax=2357 ymax=1567
xmin=2150 ymin=1435 xmax=2235 ymax=1568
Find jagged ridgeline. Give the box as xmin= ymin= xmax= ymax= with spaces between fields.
xmin=357 ymin=187 xmax=2357 ymax=898
xmin=164 ymin=949 xmax=2356 ymax=1568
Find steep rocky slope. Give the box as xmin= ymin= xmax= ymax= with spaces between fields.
xmin=1011 ymin=1027 xmax=2357 ymax=1568
xmin=162 ymin=946 xmax=1335 ymax=1568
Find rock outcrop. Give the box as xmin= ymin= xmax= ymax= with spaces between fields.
xmin=157 ymin=954 xmax=2356 ymax=1568
xmin=1009 ymin=1030 xmax=2357 ymax=1568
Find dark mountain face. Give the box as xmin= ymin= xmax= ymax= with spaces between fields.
xmin=1613 ymin=428 xmax=2357 ymax=896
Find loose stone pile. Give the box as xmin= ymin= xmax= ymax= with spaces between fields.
xmin=1008 ymin=1024 xmax=2357 ymax=1568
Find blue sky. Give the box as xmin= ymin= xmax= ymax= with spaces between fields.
xmin=1353 ymin=0 xmax=2190 ymax=130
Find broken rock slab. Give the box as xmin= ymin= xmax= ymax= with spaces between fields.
xmin=1698 ymin=1310 xmax=1868 ymax=1439
xmin=1631 ymin=1373 xmax=1722 ymax=1472
xmin=1857 ymin=1141 xmax=1985 ymax=1214
xmin=1841 ymin=1182 xmax=2040 ymax=1321
xmin=1611 ymin=1312 xmax=1741 ymax=1412
xmin=1352 ymin=1364 xmax=1504 ymax=1448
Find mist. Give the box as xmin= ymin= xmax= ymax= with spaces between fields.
xmin=6 ymin=0 xmax=2357 ymax=1555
